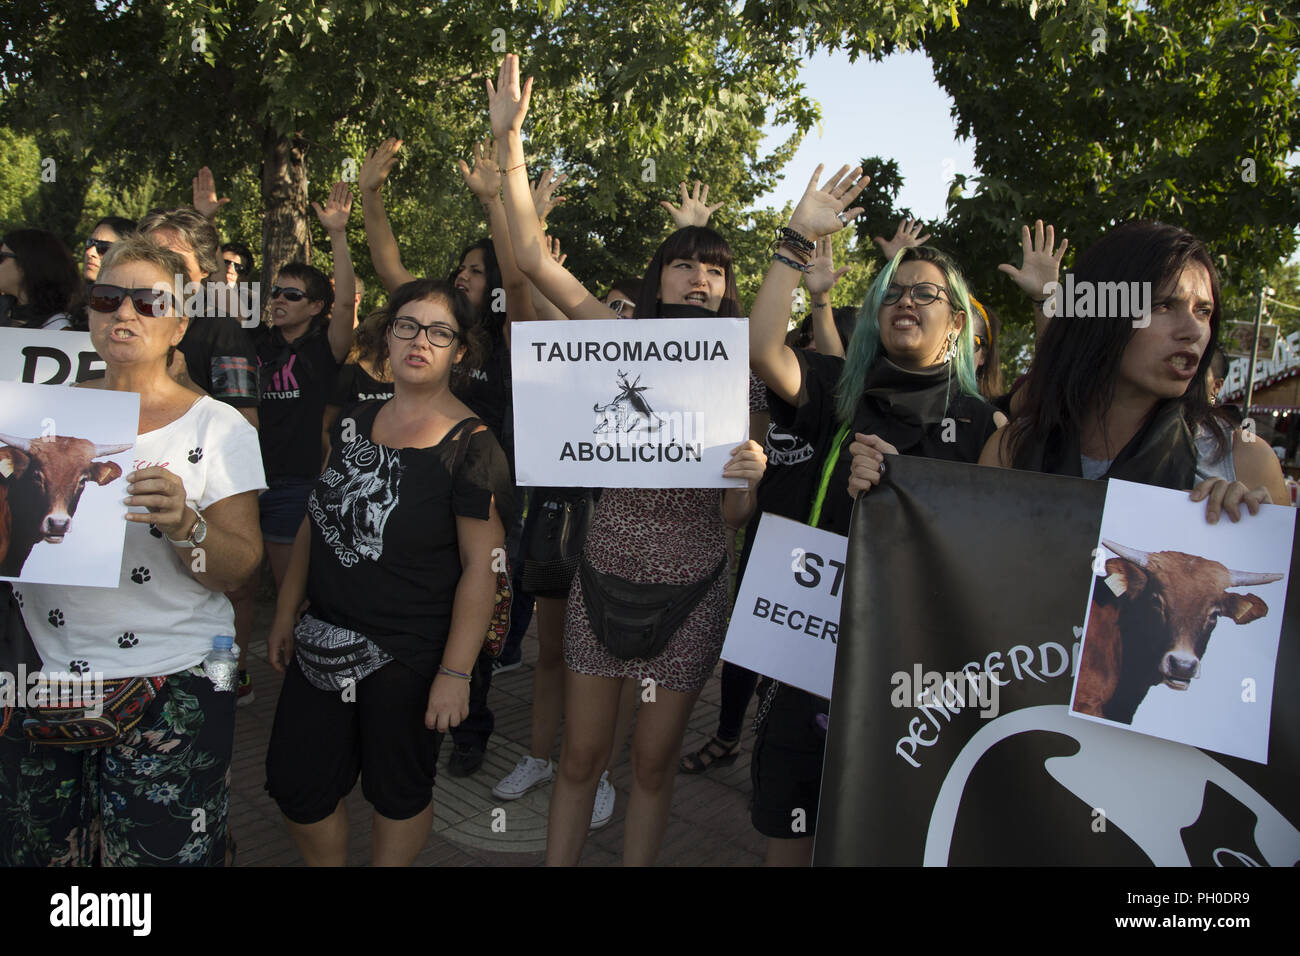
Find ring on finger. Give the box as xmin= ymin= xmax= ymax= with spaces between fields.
xmin=836 ymin=211 xmax=849 ymax=225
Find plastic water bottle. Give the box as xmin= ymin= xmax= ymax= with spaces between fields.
xmin=204 ymin=635 xmax=239 ymax=692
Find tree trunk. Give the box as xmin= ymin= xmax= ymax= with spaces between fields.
xmin=260 ymin=127 xmax=310 ymax=294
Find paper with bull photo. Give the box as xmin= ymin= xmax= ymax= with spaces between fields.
xmin=816 ymin=456 xmax=1299 ymax=866
xmin=1071 ymin=478 xmax=1294 ymax=764
xmin=720 ymin=513 xmax=847 ymax=698
xmin=510 ymin=318 xmax=749 ymax=488
xmin=0 ymin=381 xmax=138 ymax=587
xmin=0 ymin=327 xmax=105 ymax=384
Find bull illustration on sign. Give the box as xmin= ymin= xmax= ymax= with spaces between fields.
xmin=1073 ymin=539 xmax=1283 ymax=724
xmin=593 ymin=370 xmax=662 ymax=435
xmin=0 ymin=433 xmax=130 ymax=576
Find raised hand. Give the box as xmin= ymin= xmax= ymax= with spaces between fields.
xmin=787 ymin=164 xmax=869 ymax=242
xmin=192 ymin=166 xmax=230 ymax=219
xmin=873 ymin=217 xmax=931 ymax=262
xmin=487 ymin=53 xmax=533 ymax=140
xmin=312 ymin=181 xmax=354 ymax=234
xmin=804 ymin=238 xmax=851 ymax=297
xmin=660 ymin=180 xmax=724 ymax=229
xmin=997 ymin=220 xmax=1068 ymax=301
xmin=546 ymin=234 xmax=567 ymax=267
xmin=359 ymin=138 xmax=402 ymax=195
xmin=457 ymin=138 xmax=502 ymax=203
xmin=531 ymin=167 xmax=567 ymax=225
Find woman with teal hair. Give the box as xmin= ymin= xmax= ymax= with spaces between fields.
xmin=745 ymin=164 xmax=1005 ymax=865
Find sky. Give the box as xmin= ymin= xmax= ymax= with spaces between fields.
xmin=754 ymin=49 xmax=978 ymax=225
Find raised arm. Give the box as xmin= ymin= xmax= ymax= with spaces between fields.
xmin=804 ymin=237 xmax=851 ymax=358
xmin=458 ymin=137 xmax=537 ymax=340
xmin=660 ymin=180 xmax=723 ymax=230
xmin=312 ymin=181 xmax=357 ymax=363
xmin=997 ymin=220 xmax=1068 ymax=343
xmin=358 ymin=138 xmax=417 ymax=294
xmin=873 ymin=217 xmax=930 ymax=262
xmin=192 ymin=166 xmax=231 ymax=221
xmin=489 ymin=54 xmax=614 ymax=321
xmin=751 ymin=163 xmax=867 ymax=405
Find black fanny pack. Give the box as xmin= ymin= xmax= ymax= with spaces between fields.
xmin=579 ymin=556 xmax=726 ymax=661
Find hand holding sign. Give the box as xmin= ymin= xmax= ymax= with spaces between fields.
xmin=722 ymin=440 xmax=767 ymax=488
xmin=848 ymin=433 xmax=898 ymax=497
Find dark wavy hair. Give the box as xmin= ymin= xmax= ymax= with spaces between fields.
xmin=1 ymin=228 xmax=82 ymax=321
xmin=635 ymin=227 xmax=741 ymax=318
xmin=1008 ymin=220 xmax=1229 ymax=467
xmin=378 ymin=278 xmax=484 ymax=381
xmin=275 ymin=262 xmax=333 ymax=325
xmin=92 ymin=216 xmax=137 ymax=239
xmin=221 ymin=240 xmax=255 ymax=276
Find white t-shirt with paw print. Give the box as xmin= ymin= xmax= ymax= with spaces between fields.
xmin=18 ymin=397 xmax=267 ymax=680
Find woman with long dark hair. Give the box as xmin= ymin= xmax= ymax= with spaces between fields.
xmin=82 ymin=216 xmax=136 ymax=285
xmin=749 ymin=164 xmax=1004 ymax=866
xmin=980 ymin=221 xmax=1286 ymax=518
xmin=490 ymin=54 xmax=766 ymax=865
xmin=0 ymin=228 xmax=82 ymax=330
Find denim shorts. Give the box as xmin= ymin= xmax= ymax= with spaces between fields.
xmin=259 ymin=476 xmax=316 ymax=543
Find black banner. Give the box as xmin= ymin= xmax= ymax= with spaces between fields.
xmin=816 ymin=456 xmax=1300 ymax=866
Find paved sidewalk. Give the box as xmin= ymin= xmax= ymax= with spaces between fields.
xmin=229 ymin=602 xmax=766 ymax=866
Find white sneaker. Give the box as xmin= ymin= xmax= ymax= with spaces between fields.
xmin=492 ymin=756 xmax=554 ymax=800
xmin=589 ymin=771 xmax=615 ymax=830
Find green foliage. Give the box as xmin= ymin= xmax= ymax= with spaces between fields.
xmin=0 ymin=127 xmax=43 ymax=232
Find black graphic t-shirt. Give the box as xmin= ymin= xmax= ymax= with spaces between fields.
xmin=254 ymin=323 xmax=342 ymax=480
xmin=178 ymin=314 xmax=260 ymax=408
xmin=306 ymin=402 xmax=515 ymax=677
xmin=330 ymin=361 xmax=394 ymax=407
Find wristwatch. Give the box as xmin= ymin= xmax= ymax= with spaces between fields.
xmin=169 ymin=508 xmax=208 ymax=548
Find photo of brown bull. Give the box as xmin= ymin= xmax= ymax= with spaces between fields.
xmin=1073 ymin=539 xmax=1284 ymax=725
xmin=0 ymin=432 xmax=132 ymax=577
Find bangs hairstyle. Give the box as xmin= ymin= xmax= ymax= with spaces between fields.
xmin=1008 ymin=220 xmax=1227 ymax=468
xmin=138 ymin=206 xmax=221 ymax=277
xmin=835 ymin=245 xmax=981 ymax=424
xmin=1 ymin=228 xmax=81 ymax=318
xmin=96 ymin=237 xmax=191 ymax=314
xmin=635 ymin=227 xmax=741 ymax=318
xmin=275 ymin=262 xmax=333 ymax=325
xmin=378 ymin=278 xmax=485 ymax=379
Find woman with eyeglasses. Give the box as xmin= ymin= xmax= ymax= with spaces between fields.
xmin=82 ymin=216 xmax=137 ymax=286
xmin=0 ymin=228 xmax=84 ymax=330
xmin=251 ymin=183 xmax=357 ymax=595
xmin=0 ymin=236 xmax=265 ymax=866
xmin=264 ymin=278 xmax=513 ymax=865
xmin=970 ymin=296 xmax=1005 ymax=402
xmin=745 ymin=164 xmax=1005 ymax=866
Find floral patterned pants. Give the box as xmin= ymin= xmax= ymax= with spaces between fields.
xmin=0 ymin=667 xmax=235 ymax=866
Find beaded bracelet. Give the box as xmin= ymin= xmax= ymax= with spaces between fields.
xmin=438 ymin=664 xmax=472 ymax=680
xmin=772 ymin=252 xmax=808 ymax=273
xmin=776 ymin=226 xmax=815 ymax=255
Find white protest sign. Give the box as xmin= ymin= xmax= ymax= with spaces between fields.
xmin=511 ymin=318 xmax=749 ymax=488
xmin=0 ymin=381 xmax=138 ymax=587
xmin=721 ymin=512 xmax=847 ymax=698
xmin=0 ymin=328 xmax=103 ymax=384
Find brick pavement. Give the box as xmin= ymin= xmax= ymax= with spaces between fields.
xmin=229 ymin=598 xmax=766 ymax=866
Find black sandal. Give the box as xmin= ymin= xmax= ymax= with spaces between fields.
xmin=679 ymin=735 xmax=741 ymax=774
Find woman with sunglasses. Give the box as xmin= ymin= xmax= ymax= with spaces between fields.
xmin=0 ymin=236 xmax=265 ymax=866
xmin=82 ymin=216 xmax=137 ymax=286
xmin=980 ymin=221 xmax=1287 ymax=521
xmin=251 ymin=183 xmax=356 ymax=594
xmin=489 ymin=54 xmax=767 ymax=865
xmin=746 ymin=164 xmax=1004 ymax=866
xmin=0 ymin=228 xmax=83 ymax=330
xmin=264 ymin=278 xmax=512 ymax=865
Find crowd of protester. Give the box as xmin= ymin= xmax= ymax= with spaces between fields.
xmin=0 ymin=52 xmax=1288 ymax=868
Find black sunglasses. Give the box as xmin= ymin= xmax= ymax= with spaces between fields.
xmin=88 ymin=283 xmax=176 ymax=317
xmin=223 ymin=258 xmax=251 ymax=276
xmin=84 ymin=238 xmax=114 ymax=256
xmin=269 ymin=286 xmax=308 ymax=301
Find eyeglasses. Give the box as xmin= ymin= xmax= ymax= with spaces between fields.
xmin=223 ymin=258 xmax=251 ymax=277
xmin=87 ymin=283 xmax=176 ymax=317
xmin=84 ymin=238 xmax=114 ymax=256
xmin=269 ymin=286 xmax=308 ymax=302
xmin=390 ymin=317 xmax=458 ymax=347
xmin=608 ymin=298 xmax=635 ymax=317
xmin=882 ymin=282 xmax=949 ymax=307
